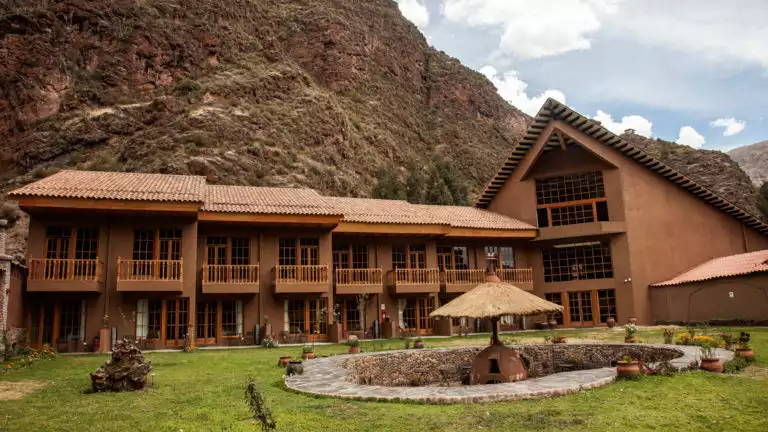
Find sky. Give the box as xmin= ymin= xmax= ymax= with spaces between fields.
xmin=396 ymin=0 xmax=768 ymax=151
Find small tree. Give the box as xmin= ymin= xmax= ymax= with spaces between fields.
xmin=372 ymin=167 xmax=406 ymax=200
xmin=433 ymin=155 xmax=469 ymax=205
xmin=244 ymin=377 xmax=276 ymax=431
xmin=405 ymin=159 xmax=425 ymax=203
xmin=423 ymin=165 xmax=455 ymax=205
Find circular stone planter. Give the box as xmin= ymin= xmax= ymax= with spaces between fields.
xmin=284 ymin=343 xmax=732 ymax=404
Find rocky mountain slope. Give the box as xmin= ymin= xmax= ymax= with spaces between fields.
xmin=728 ymin=140 xmax=768 ymax=187
xmin=0 ymin=0 xmax=764 ymax=259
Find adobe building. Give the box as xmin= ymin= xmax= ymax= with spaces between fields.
xmin=649 ymin=250 xmax=768 ymax=324
xmin=6 ymin=99 xmax=768 ymax=351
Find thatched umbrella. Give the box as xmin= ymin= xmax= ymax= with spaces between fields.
xmin=430 ymin=272 xmax=563 ymax=345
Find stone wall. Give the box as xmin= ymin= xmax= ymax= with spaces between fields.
xmin=341 ymin=344 xmax=684 ymax=386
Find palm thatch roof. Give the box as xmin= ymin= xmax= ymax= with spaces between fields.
xmin=430 ymin=281 xmax=563 ymax=319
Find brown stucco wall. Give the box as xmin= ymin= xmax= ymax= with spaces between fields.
xmin=649 ymin=274 xmax=768 ymax=323
xmin=485 ymin=120 xmax=768 ymax=325
xmin=7 ymin=266 xmax=25 ymax=329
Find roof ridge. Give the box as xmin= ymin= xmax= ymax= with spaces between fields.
xmin=475 ymin=98 xmax=768 ymax=235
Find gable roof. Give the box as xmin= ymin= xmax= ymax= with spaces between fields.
xmin=8 ymin=170 xmax=206 ymax=203
xmin=474 ymin=98 xmax=768 ymax=235
xmin=203 ymin=185 xmax=340 ymax=216
xmin=650 ymin=250 xmax=768 ymax=287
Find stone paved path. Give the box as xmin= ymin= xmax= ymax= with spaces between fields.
xmin=284 ymin=343 xmax=733 ymax=404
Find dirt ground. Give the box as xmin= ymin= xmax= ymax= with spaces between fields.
xmin=0 ymin=380 xmax=47 ymax=400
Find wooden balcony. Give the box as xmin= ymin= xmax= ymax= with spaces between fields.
xmin=275 ymin=265 xmax=330 ymax=294
xmin=498 ymin=268 xmax=534 ymax=291
xmin=202 ymin=264 xmax=260 ymax=294
xmin=27 ymin=258 xmax=104 ymax=293
xmin=444 ymin=269 xmax=486 ymax=293
xmin=393 ymin=268 xmax=440 ymax=294
xmin=116 ymin=258 xmax=183 ymax=292
xmin=335 ymin=268 xmax=384 ymax=295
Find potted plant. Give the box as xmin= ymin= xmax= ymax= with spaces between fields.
xmin=548 ymin=318 xmax=558 ymax=329
xmin=302 ymin=346 xmax=314 ymax=359
xmin=606 ymin=316 xmax=616 ymax=328
xmin=628 ymin=317 xmax=638 ymax=325
xmin=720 ymin=332 xmax=734 ymax=350
xmin=699 ymin=340 xmax=723 ymax=373
xmin=624 ymin=323 xmax=637 ymax=343
xmin=552 ymin=334 xmax=568 ymax=344
xmin=286 ymin=359 xmax=304 ymax=376
xmin=278 ymin=355 xmax=293 ymax=367
xmin=735 ymin=332 xmax=754 ymax=360
xmin=663 ymin=328 xmax=675 ymax=344
xmin=413 ymin=338 xmax=425 ymax=349
xmin=617 ymin=355 xmax=640 ymax=378
xmin=346 ymin=335 xmax=360 ymax=354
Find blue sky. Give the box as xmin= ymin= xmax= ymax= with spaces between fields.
xmin=396 ymin=0 xmax=768 ymax=151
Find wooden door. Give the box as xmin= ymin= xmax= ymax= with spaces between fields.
xmin=45 ymin=228 xmax=71 ymax=279
xmin=567 ymin=291 xmax=595 ymax=326
xmin=164 ymin=298 xmax=189 ymax=346
xmin=307 ymin=299 xmax=328 ymax=337
xmin=196 ymin=301 xmax=218 ymax=345
xmin=159 ymin=230 xmax=182 ymax=279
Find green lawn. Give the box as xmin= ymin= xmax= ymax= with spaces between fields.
xmin=2 ymin=326 xmax=768 ymax=431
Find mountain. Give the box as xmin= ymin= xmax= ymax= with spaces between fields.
xmin=621 ymin=132 xmax=763 ymax=219
xmin=728 ymin=141 xmax=768 ymax=187
xmin=0 ymin=0 xmax=764 ymax=259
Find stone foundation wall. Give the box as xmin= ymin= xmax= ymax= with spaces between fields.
xmin=341 ymin=344 xmax=684 ymax=386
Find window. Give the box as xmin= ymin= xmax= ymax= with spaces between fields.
xmin=165 ymin=298 xmax=189 ymax=343
xmin=284 ymin=299 xmax=328 ymax=336
xmin=400 ymin=297 xmax=434 ymax=333
xmin=133 ymin=230 xmax=155 ymax=261
xmin=44 ymin=227 xmax=98 ymax=278
xmin=147 ymin=300 xmax=162 ymax=339
xmin=231 ymin=238 xmax=249 ymax=265
xmin=197 ymin=301 xmax=218 ymax=342
xmin=392 ymin=244 xmax=426 ymax=269
xmin=74 ymin=228 xmax=98 ymax=260
xmin=484 ymin=246 xmax=515 ymax=269
xmin=545 ymin=293 xmax=564 ymax=325
xmin=58 ymin=300 xmax=84 ymax=340
xmin=206 ymin=237 xmax=251 ymax=282
xmin=597 ymin=289 xmax=617 ymax=323
xmin=437 ymin=246 xmax=470 ymax=271
xmin=279 ymin=237 xmax=319 ymax=266
xmin=343 ymin=299 xmax=362 ymax=331
xmin=542 ymin=241 xmax=613 ymax=282
xmin=300 ymin=238 xmax=319 ymax=265
xmin=535 ymin=171 xmax=608 ymax=227
xmin=568 ymin=292 xmax=594 ymax=323
xmin=222 ymin=300 xmax=243 ymax=337
xmin=279 ymin=238 xmax=297 ymax=266
xmin=333 ymin=245 xmax=369 ymax=269
xmin=136 ymin=299 xmax=148 ymax=339
xmin=207 ymin=236 xmax=227 ymax=265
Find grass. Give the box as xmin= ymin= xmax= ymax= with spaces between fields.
xmin=2 ymin=326 xmax=768 ymax=431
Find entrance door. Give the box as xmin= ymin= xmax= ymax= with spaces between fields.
xmin=567 ymin=291 xmax=595 ymax=326
xmin=165 ymin=298 xmax=189 ymax=346
xmin=30 ymin=301 xmax=84 ymax=351
xmin=402 ymin=297 xmax=435 ymax=335
xmin=196 ymin=301 xmax=218 ymax=345
xmin=45 ymin=227 xmax=71 ymax=279
xmin=158 ymin=229 xmax=182 ymax=279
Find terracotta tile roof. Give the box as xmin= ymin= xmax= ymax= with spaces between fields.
xmin=326 ymin=197 xmax=535 ymax=230
xmin=650 ymin=250 xmax=768 ymax=287
xmin=475 ymin=98 xmax=768 ymax=236
xmin=8 ymin=170 xmax=205 ymax=202
xmin=414 ymin=205 xmax=536 ymax=230
xmin=203 ymin=185 xmax=341 ymax=215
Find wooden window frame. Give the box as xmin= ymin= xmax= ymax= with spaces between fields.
xmin=437 ymin=246 xmax=470 ymax=271
xmin=542 ymin=241 xmax=613 ymax=283
xmin=333 ymin=244 xmax=369 ymax=269
xmin=535 ymin=171 xmax=608 ymax=227
xmin=279 ymin=237 xmax=320 ymax=266
xmin=484 ymin=246 xmax=516 ymax=269
xmin=402 ymin=297 xmax=435 ymax=334
xmin=341 ymin=299 xmax=362 ymax=332
xmin=392 ymin=244 xmax=426 ymax=270
xmin=285 ymin=299 xmax=328 ymax=337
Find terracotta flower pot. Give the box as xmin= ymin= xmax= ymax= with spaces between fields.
xmin=699 ymin=358 xmax=723 ymax=373
xmin=278 ymin=356 xmax=292 ymax=367
xmin=348 ymin=346 xmax=360 ymax=354
xmin=548 ymin=319 xmax=558 ymax=329
xmin=606 ymin=318 xmax=616 ymax=328
xmin=628 ymin=317 xmax=638 ymax=325
xmin=617 ymin=361 xmax=640 ymax=378
xmin=414 ymin=340 xmax=425 ymax=349
xmin=735 ymin=348 xmax=755 ymax=360
xmin=303 ymin=352 xmax=315 ymax=359
xmin=624 ymin=336 xmax=636 ymax=343
xmin=553 ymin=337 xmax=568 ymax=344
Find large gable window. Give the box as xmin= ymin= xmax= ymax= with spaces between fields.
xmin=536 ymin=171 xmax=609 ymax=227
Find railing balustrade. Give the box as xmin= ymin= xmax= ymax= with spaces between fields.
xmin=276 ymin=265 xmax=329 ymax=284
xmin=394 ymin=268 xmax=440 ymax=285
xmin=28 ymin=258 xmax=103 ymax=281
xmin=202 ymin=264 xmax=260 ymax=284
xmin=117 ymin=258 xmax=183 ymax=281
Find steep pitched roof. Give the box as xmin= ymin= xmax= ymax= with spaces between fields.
xmin=203 ymin=185 xmax=340 ymax=216
xmin=8 ymin=170 xmax=206 ymax=202
xmin=475 ymin=99 xmax=768 ymax=235
xmin=650 ymin=250 xmax=768 ymax=287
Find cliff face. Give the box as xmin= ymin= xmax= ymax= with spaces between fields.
xmin=728 ymin=140 xmax=768 ymax=187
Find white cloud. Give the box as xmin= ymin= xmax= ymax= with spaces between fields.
xmin=592 ymin=110 xmax=653 ymax=137
xmin=442 ymin=0 xmax=623 ymax=59
xmin=607 ymin=1 xmax=768 ymax=69
xmin=397 ymin=0 xmax=430 ymax=30
xmin=479 ymin=65 xmax=565 ymax=115
xmin=710 ymin=117 xmax=746 ymax=136
xmin=676 ymin=126 xmax=706 ymax=149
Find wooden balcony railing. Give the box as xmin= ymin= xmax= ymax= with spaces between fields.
xmin=335 ymin=268 xmax=383 ymax=286
xmin=498 ymin=268 xmax=533 ymax=284
xmin=202 ymin=264 xmax=260 ymax=284
xmin=394 ymin=268 xmax=440 ymax=285
xmin=275 ymin=265 xmax=329 ymax=284
xmin=117 ymin=258 xmax=183 ymax=281
xmin=444 ymin=269 xmax=486 ymax=285
xmin=28 ymin=258 xmax=104 ymax=281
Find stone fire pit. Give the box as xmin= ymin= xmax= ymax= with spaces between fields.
xmin=284 ymin=343 xmax=731 ymax=404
